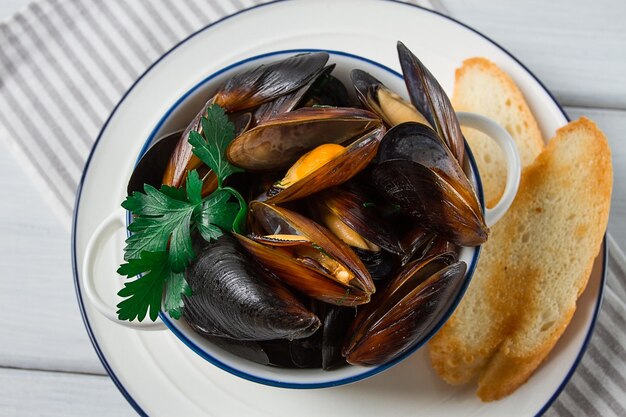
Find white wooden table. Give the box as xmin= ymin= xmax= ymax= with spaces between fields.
xmin=0 ymin=1 xmax=624 ymax=415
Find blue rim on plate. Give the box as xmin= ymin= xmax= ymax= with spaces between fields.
xmin=70 ymin=0 xmax=607 ymax=416
xmin=135 ymin=48 xmax=484 ymax=389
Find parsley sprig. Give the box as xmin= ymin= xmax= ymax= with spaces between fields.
xmin=117 ymin=104 xmax=247 ymax=322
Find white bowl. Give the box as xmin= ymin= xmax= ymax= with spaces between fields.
xmin=126 ymin=50 xmax=509 ymax=388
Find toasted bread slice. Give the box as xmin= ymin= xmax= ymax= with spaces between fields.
xmin=429 ymin=117 xmax=612 ymax=401
xmin=453 ymin=58 xmax=545 ymax=207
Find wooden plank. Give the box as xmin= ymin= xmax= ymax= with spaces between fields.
xmin=0 ymin=368 xmax=134 ymax=417
xmin=442 ymin=0 xmax=626 ymax=109
xmin=564 ymin=107 xmax=626 ymax=243
xmin=0 ymin=148 xmax=105 ymax=375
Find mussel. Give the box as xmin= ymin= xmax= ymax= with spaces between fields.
xmin=207 ymin=301 xmax=353 ymax=370
xmin=300 ymin=66 xmax=353 ymax=108
xmin=183 ymin=234 xmax=320 ymax=341
xmin=399 ymin=226 xmax=457 ymax=266
xmin=343 ymin=252 xmax=467 ymax=366
xmin=163 ymin=52 xmax=330 ymax=188
xmin=266 ymin=128 xmax=385 ymax=204
xmin=226 ymin=106 xmax=385 ymax=203
xmin=397 ymin=41 xmax=465 ymax=166
xmin=320 ymin=304 xmax=354 ymax=369
xmin=351 ymin=69 xmax=431 ymax=128
xmin=282 ymin=302 xmax=354 ymax=369
xmin=127 ymin=130 xmax=181 ymax=195
xmin=236 ymin=201 xmax=375 ymax=306
xmin=311 ymin=187 xmax=402 ymax=280
xmin=372 ymin=122 xmax=487 ymax=246
xmin=271 ymin=302 xmax=354 ymax=369
xmin=226 ymin=107 xmax=382 ymax=171
xmin=252 ymin=64 xmax=345 ymax=125
xmin=214 ymin=52 xmax=330 ymax=112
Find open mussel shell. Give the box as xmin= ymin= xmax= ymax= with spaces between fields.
xmin=378 ymin=122 xmax=481 ymax=215
xmin=127 ymin=131 xmax=181 ymax=195
xmin=214 ymin=52 xmax=329 ymax=112
xmin=374 ymin=159 xmax=487 ymax=246
xmin=351 ymin=248 xmax=397 ymax=281
xmin=226 ymin=107 xmax=382 ymax=172
xmin=162 ymin=52 xmax=329 ymax=188
xmin=236 ymin=202 xmax=375 ymax=306
xmin=397 ymin=41 xmax=465 ymax=165
xmin=231 ymin=111 xmax=253 ymax=136
xmin=300 ymin=66 xmax=353 ymax=108
xmin=253 ymin=64 xmax=336 ymax=125
xmin=311 ymin=187 xmax=402 ymax=280
xmin=314 ymin=187 xmax=402 ymax=255
xmin=343 ymin=252 xmax=467 ymax=366
xmin=321 ymin=305 xmax=354 ymax=369
xmin=351 ymin=69 xmax=430 ymax=128
xmin=373 ymin=122 xmax=487 ymax=246
xmin=399 ymin=226 xmax=455 ymax=266
xmin=266 ymin=125 xmax=386 ymax=204
xmin=183 ymin=234 xmax=320 ymax=341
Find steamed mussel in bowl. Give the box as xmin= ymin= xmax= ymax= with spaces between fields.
xmin=119 ymin=42 xmax=487 ymax=371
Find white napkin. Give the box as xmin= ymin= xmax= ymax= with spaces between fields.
xmin=0 ymin=0 xmax=623 ymax=416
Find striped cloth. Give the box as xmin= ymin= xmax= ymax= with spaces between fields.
xmin=0 ymin=1 xmax=623 ymax=416
xmin=545 ymin=235 xmax=626 ymax=417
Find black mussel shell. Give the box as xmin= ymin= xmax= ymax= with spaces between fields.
xmin=231 ymin=111 xmax=252 ymax=136
xmin=127 ymin=131 xmax=180 ymax=195
xmin=214 ymin=52 xmax=330 ymax=112
xmin=373 ymin=123 xmax=487 ymax=246
xmin=397 ymin=41 xmax=465 ymax=165
xmin=353 ymin=247 xmax=397 ymax=280
xmin=377 ymin=122 xmax=478 ymax=211
xmin=343 ymin=252 xmax=467 ymax=366
xmin=252 ymin=64 xmax=334 ymax=125
xmin=289 ymin=332 xmax=323 ymax=368
xmin=400 ymin=226 xmax=436 ymax=266
xmin=373 ymin=159 xmax=487 ymax=246
xmin=258 ymin=302 xmax=354 ymax=370
xmin=314 ymin=187 xmax=403 ymax=255
xmin=301 ymin=67 xmax=353 ymax=108
xmin=321 ymin=305 xmax=354 ymax=370
xmin=183 ymin=235 xmax=320 ymax=341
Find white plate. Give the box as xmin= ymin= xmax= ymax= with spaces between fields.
xmin=72 ymin=0 xmax=606 ymax=416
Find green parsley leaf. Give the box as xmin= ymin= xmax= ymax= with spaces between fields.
xmin=118 ymin=103 xmax=250 ymax=322
xmin=194 ymin=189 xmax=238 ymax=242
xmin=189 ymin=104 xmax=242 ymax=187
xmin=164 ymin=269 xmax=191 ymax=320
xmin=122 ymin=177 xmax=200 ymax=273
xmin=117 ymin=251 xmax=170 ymax=322
xmin=159 ymin=185 xmax=187 ymax=201
xmin=222 ymin=186 xmax=248 ymax=235
xmin=186 ymin=170 xmax=202 ymax=206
